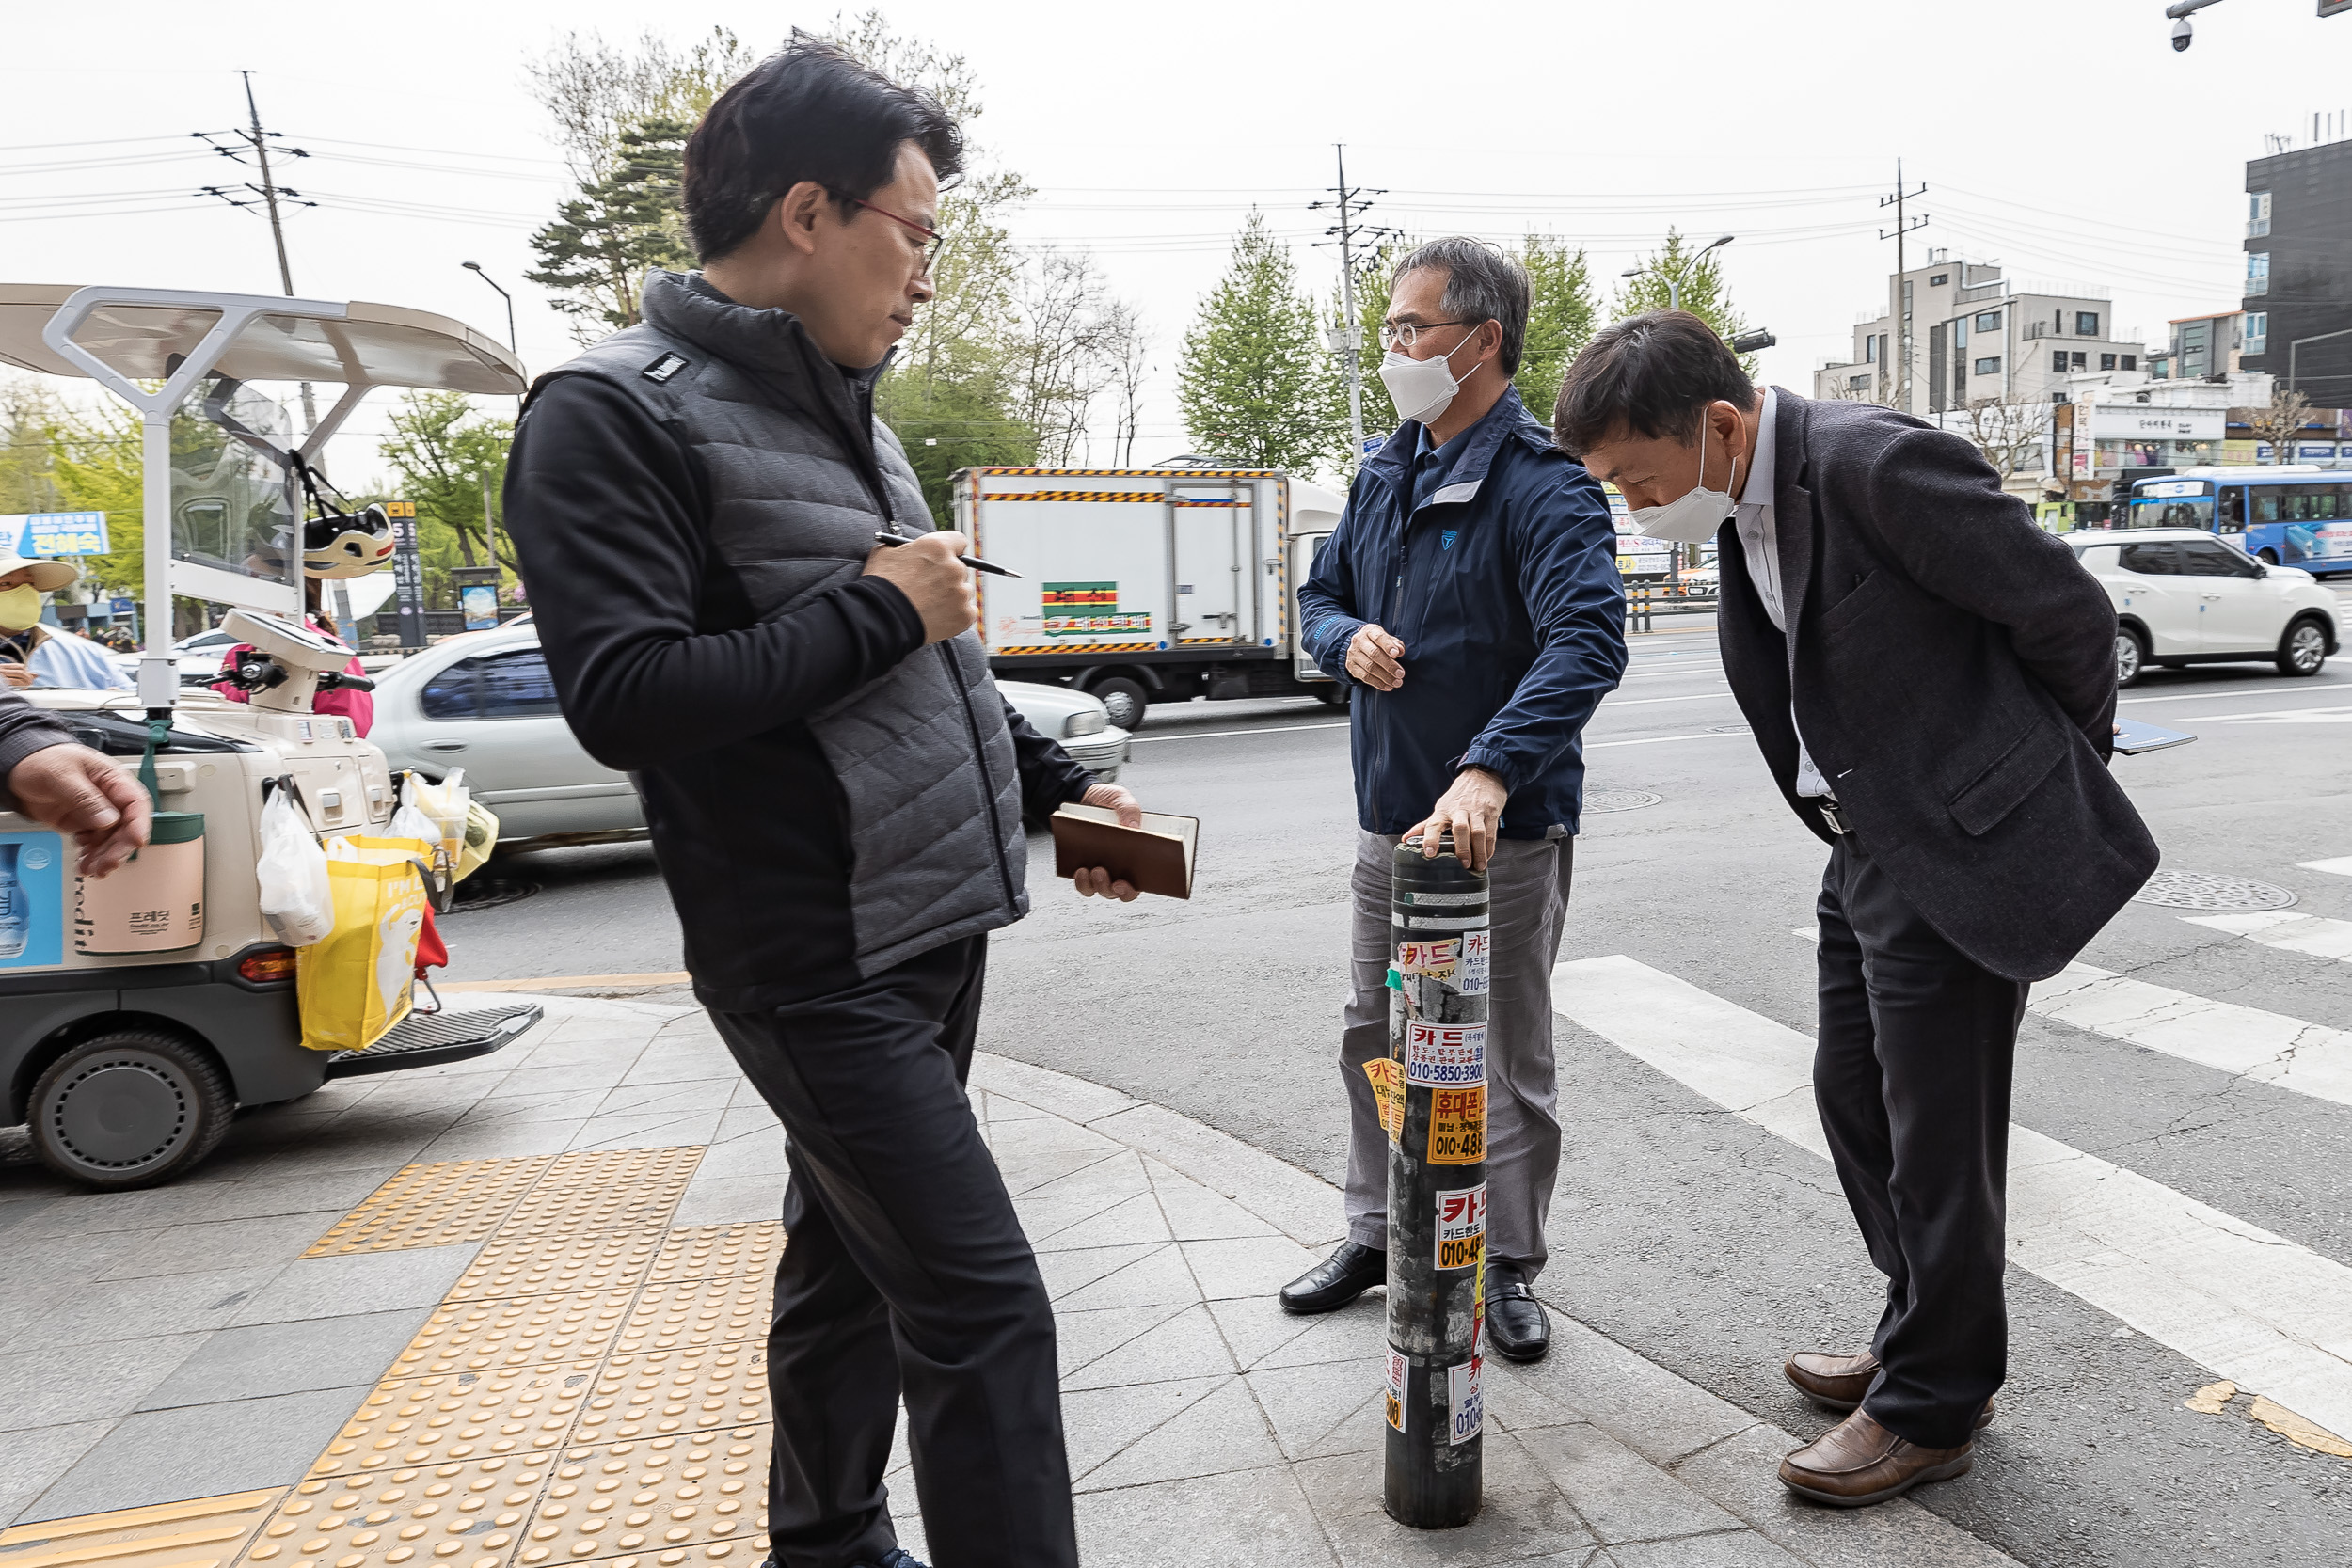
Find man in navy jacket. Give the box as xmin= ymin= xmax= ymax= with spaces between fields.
xmin=1285 ymin=238 xmax=1627 ymax=1361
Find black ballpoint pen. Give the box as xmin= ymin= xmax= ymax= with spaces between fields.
xmin=872 ymin=531 xmax=1022 ymax=578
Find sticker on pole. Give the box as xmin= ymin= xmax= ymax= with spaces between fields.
xmin=1458 ymin=929 xmax=1491 ymax=996
xmin=1405 ymin=1021 xmax=1486 ymax=1086
xmin=1448 ymin=1356 xmax=1483 ymax=1444
xmin=1436 ymin=1183 xmax=1486 ymax=1270
xmin=1396 ymin=938 xmax=1460 ymax=979
xmin=1428 ymin=1084 xmax=1486 ymax=1164
xmin=1384 ymin=1348 xmax=1406 ymax=1433
xmin=1362 ymin=1055 xmax=1404 ymax=1143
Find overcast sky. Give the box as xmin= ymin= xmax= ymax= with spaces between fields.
xmin=5 ymin=0 xmax=2343 ymax=487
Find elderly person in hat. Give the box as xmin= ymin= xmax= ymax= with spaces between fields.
xmin=0 ymin=554 xmax=131 ymax=692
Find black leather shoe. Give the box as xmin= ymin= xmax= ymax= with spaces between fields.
xmin=1279 ymin=1241 xmax=1386 ymax=1313
xmin=1486 ymin=1265 xmax=1550 ymax=1362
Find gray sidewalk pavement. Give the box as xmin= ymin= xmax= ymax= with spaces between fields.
xmin=0 ymin=991 xmax=2015 ymax=1568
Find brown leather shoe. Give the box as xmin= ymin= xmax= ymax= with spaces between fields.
xmin=1783 ymin=1350 xmax=1996 ymax=1429
xmin=1777 ymin=1408 xmax=1974 ymax=1508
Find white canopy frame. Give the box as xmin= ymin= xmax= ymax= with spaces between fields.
xmin=3 ymin=283 xmax=526 ymax=709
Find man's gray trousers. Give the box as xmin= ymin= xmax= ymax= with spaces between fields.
xmin=1338 ymin=828 xmax=1573 ymax=1277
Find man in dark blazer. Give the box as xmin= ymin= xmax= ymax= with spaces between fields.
xmin=1554 ymin=312 xmax=2157 ymax=1509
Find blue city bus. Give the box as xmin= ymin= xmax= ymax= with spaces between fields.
xmin=2125 ymin=467 xmax=2352 ymax=577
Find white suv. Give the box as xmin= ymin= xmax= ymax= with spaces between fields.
xmin=2069 ymin=527 xmax=2341 ymax=688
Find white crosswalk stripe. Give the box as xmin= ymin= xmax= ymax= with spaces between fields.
xmin=2028 ymin=962 xmax=2352 ymax=1109
xmin=2182 ymin=911 xmax=2352 ymax=962
xmin=1553 ymin=955 xmax=2352 ymax=1445
xmin=2300 ymin=856 xmax=2352 ymax=878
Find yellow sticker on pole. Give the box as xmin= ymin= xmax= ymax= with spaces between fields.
xmin=1428 ymin=1084 xmax=1486 ymax=1164
xmin=1363 ymin=1056 xmax=1404 ymax=1143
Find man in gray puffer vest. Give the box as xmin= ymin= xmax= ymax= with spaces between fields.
xmin=505 ymin=40 xmax=1138 ymax=1568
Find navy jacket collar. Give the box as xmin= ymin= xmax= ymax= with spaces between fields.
xmin=1364 ymin=386 xmax=1549 ymax=511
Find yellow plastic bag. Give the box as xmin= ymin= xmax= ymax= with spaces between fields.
xmin=403 ymin=770 xmax=470 ymax=878
xmin=295 ymin=835 xmax=434 ymax=1053
xmin=454 ymin=800 xmax=501 ymax=884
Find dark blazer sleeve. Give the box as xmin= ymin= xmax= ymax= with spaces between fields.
xmin=1002 ymin=696 xmax=1095 ymax=819
xmin=1859 ymin=428 xmax=2119 ymax=756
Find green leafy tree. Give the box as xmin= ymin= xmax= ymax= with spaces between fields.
xmin=1337 ymin=234 xmax=1412 ymax=457
xmin=1180 ymin=213 xmax=1345 ymax=473
xmin=379 ymin=392 xmax=516 ymax=605
xmin=1516 ymin=236 xmax=1597 ymax=425
xmin=526 ymin=117 xmax=694 ymax=336
xmin=1612 ymin=229 xmax=1757 ymax=377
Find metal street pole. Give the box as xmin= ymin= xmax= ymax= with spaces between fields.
xmin=462 ymin=261 xmax=518 ymax=353
xmin=240 ymin=71 xmax=316 ymax=436
xmin=1381 ymin=833 xmax=1489 ymax=1528
xmin=1312 ymin=148 xmax=1391 ymax=473
xmin=1879 ymin=161 xmax=1929 ymax=414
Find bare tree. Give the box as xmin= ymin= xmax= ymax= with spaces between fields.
xmin=1008 ymin=254 xmax=1132 ymax=465
xmin=526 ymin=27 xmax=754 ymax=182
xmin=1104 ymin=304 xmax=1149 ymax=467
xmin=2249 ymin=386 xmax=2315 ymax=464
xmin=1957 ymin=393 xmax=2049 ymax=482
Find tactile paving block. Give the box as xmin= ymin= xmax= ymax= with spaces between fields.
xmin=644 ymin=1226 xmax=784 ymax=1286
xmin=311 ymin=1367 xmax=605 ymax=1479
xmin=613 ymin=1277 xmax=771 ymax=1355
xmin=487 ymin=1149 xmax=706 ymax=1243
xmin=241 ymin=1456 xmax=552 ymax=1568
xmin=569 ymin=1345 xmax=770 ymax=1448
xmin=513 ymin=1430 xmax=768 ymax=1568
xmin=447 ymin=1232 xmax=667 ymax=1304
xmin=389 ymin=1292 xmax=635 ymax=1378
xmin=305 ymin=1157 xmax=558 ymax=1258
xmin=0 ymin=1486 xmax=287 ymax=1568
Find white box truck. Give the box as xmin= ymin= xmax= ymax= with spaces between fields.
xmin=954 ymin=466 xmax=1350 ymax=729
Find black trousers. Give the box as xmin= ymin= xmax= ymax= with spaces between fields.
xmin=712 ymin=935 xmax=1078 ymax=1568
xmin=1814 ymin=835 xmax=2027 ymax=1451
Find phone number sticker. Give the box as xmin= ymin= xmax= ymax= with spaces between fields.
xmin=1405 ymin=1021 xmax=1486 ymax=1086
xmin=1428 ymin=1084 xmax=1486 ymax=1164
xmin=1436 ymin=1182 xmax=1486 ymax=1270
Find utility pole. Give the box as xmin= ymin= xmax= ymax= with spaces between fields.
xmin=1311 ymin=147 xmax=1393 ymax=472
xmin=198 ymin=74 xmax=320 ymax=428
xmin=1878 ymin=159 xmax=1929 ymax=415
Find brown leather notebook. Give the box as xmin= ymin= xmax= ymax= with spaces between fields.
xmin=1049 ymin=803 xmax=1199 ymax=899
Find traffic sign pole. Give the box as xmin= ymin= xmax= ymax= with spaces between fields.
xmin=1381 ymin=832 xmax=1488 ymax=1528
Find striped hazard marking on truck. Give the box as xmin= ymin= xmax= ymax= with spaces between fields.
xmin=980 ymin=490 xmax=1249 ymax=506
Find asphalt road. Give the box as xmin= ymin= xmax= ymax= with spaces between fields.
xmin=445 ymin=597 xmax=2352 ymax=1568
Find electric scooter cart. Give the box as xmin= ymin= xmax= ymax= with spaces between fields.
xmin=0 ymin=283 xmax=544 ymax=1190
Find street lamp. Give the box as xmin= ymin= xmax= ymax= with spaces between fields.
xmin=1622 ymin=235 xmax=1734 ymax=313
xmin=460 ymin=261 xmax=516 ymax=353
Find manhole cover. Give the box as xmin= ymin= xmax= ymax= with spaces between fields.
xmin=448 ymin=877 xmax=540 ymax=913
xmin=1586 ymin=789 xmax=1663 ymax=814
xmin=2131 ymin=871 xmax=2297 ymax=911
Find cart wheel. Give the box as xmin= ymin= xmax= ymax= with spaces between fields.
xmin=30 ymin=1030 xmax=235 ymax=1190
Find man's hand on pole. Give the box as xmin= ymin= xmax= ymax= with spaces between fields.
xmin=9 ymin=743 xmax=152 ymax=877
xmin=1345 ymin=624 xmax=1406 ymax=690
xmin=862 ymin=531 xmax=979 ymax=643
xmin=1071 ymin=782 xmax=1142 ymax=902
xmin=1405 ymin=768 xmax=1508 ymax=872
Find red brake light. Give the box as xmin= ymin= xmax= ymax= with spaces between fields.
xmin=239 ymin=947 xmax=298 ymax=983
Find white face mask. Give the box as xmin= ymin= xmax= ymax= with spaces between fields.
xmin=1377 ymin=324 xmax=1486 ymax=426
xmin=1625 ymin=418 xmax=1741 ymax=545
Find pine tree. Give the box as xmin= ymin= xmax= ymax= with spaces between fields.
xmin=1611 ymin=230 xmax=1757 ymax=377
xmin=525 ymin=116 xmax=695 ymax=337
xmin=1178 ymin=213 xmax=1344 ymax=473
xmin=1515 ymin=236 xmax=1597 ymax=426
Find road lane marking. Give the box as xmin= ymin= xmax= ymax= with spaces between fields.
xmin=1584 ymin=729 xmax=1748 ymax=751
xmin=1128 ymin=721 xmax=1348 ymax=743
xmin=2301 ymin=857 xmax=2352 ymax=877
xmin=2192 ymin=705 xmax=2352 ymax=724
xmin=2181 ymin=911 xmax=2352 ymax=963
xmin=1552 ymin=954 xmax=2352 ymax=1446
xmin=2119 ymin=684 xmax=2352 ymax=706
xmin=1597 ymin=690 xmax=1736 ymax=707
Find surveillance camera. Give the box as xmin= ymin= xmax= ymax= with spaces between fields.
xmin=2171 ymin=16 xmax=2192 ymax=50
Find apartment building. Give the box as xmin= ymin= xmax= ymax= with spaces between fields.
xmin=2240 ymin=130 xmax=2352 ymax=407
xmin=1812 ymin=250 xmax=2147 ymax=416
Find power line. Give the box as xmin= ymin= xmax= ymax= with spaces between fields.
xmin=192 ymin=71 xmax=313 ymax=295
xmin=1308 ymin=144 xmax=1393 ymax=470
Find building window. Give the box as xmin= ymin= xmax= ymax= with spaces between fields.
xmin=2101 ymin=354 xmax=2117 ymax=371
xmin=1955 ymin=318 xmax=1968 ymax=348
xmin=2248 ymin=253 xmax=2270 ymax=296
xmin=2071 ymin=352 xmax=2087 ymax=370
xmin=2246 ymin=312 xmax=2267 ymax=354
xmin=1975 ymin=311 xmax=2002 ymax=332
xmin=1865 ymin=336 xmax=1877 ymax=362
xmin=2053 ymin=351 xmax=2069 ymax=372
xmin=1975 ymin=356 xmax=2002 ymax=376
xmin=2121 ymin=355 xmax=2137 ymax=371
xmin=2076 ymin=311 xmax=2101 ymax=337
xmin=2249 ymin=191 xmax=2271 ymax=239
xmin=1849 ymin=374 xmax=1872 ymax=391
xmin=1930 ymin=273 xmax=1949 ymax=286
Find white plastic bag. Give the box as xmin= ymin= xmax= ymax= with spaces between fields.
xmin=403 ymin=769 xmax=470 ymax=878
xmin=257 ymin=786 xmax=334 ymax=946
xmin=388 ymin=800 xmax=451 ymax=891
